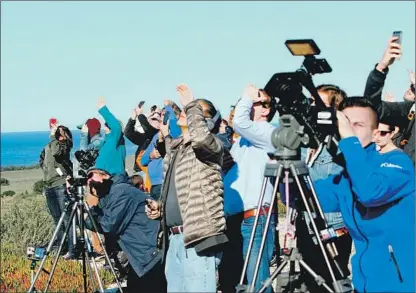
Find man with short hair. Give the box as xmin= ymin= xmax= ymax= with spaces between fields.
xmin=314 ymin=97 xmax=414 ymax=293
xmin=221 ymin=84 xmax=278 ymax=293
xmin=85 ymin=168 xmax=166 ymax=293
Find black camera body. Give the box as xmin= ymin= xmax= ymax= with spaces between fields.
xmin=75 ymin=149 xmax=99 ymax=171
xmin=264 ymin=40 xmax=337 ymax=149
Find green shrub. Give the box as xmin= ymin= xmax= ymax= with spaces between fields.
xmin=1 ymin=194 xmax=54 ymax=252
xmin=1 ymin=177 xmax=10 ymax=186
xmin=1 ymin=190 xmax=15 ymax=197
xmin=33 ymin=180 xmax=46 ymax=194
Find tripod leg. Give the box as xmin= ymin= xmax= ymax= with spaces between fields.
xmin=298 ymin=259 xmax=333 ymax=293
xmin=77 ymin=207 xmax=98 ymax=293
xmin=239 ymin=177 xmax=270 ymax=286
xmin=83 ymin=229 xmax=105 ymax=293
xmin=77 ymin=201 xmax=89 ymax=293
xmin=289 ymin=166 xmax=341 ymax=293
xmin=43 ymin=202 xmax=79 ymax=293
xmin=27 ymin=201 xmax=75 ymax=293
xmin=258 ymin=259 xmax=288 ymax=293
xmin=249 ymin=165 xmax=282 ymax=292
xmin=84 ymin=202 xmax=124 ymax=293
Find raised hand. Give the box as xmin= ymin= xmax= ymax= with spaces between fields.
xmin=176 ymin=84 xmax=194 ymax=107
xmin=376 ymin=37 xmax=402 ymax=72
xmin=409 ymin=69 xmax=415 ymax=85
xmin=243 ymin=84 xmax=266 ymax=103
xmin=383 ymin=92 xmax=395 ymax=102
xmin=336 ymin=111 xmax=355 ymax=139
xmin=81 ymin=124 xmax=89 ymax=133
xmin=97 ymin=96 xmax=106 ymax=110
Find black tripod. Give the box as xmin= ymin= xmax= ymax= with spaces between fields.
xmin=27 ymin=185 xmax=123 ymax=293
xmin=237 ymin=114 xmax=353 ymax=293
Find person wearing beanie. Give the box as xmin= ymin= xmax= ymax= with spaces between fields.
xmin=79 ymin=118 xmax=104 ymax=151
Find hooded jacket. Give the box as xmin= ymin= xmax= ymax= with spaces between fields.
xmin=314 ymin=136 xmax=415 ymax=293
xmin=87 ymin=174 xmax=162 ymax=277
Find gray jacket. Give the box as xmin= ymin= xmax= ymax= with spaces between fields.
xmin=158 ymin=100 xmax=227 ymax=252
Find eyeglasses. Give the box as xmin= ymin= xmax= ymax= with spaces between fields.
xmin=379 ymin=130 xmax=392 ymax=137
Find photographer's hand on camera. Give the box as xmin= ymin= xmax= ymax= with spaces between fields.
xmin=149 ymin=148 xmax=161 ymax=160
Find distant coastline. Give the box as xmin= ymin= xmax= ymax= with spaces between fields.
xmin=0 ymin=164 xmax=40 ymax=172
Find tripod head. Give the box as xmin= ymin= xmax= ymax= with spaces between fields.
xmin=270 ymin=114 xmax=310 ymax=162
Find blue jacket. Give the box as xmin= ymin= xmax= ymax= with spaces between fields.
xmin=140 ymin=133 xmax=163 ymax=186
xmin=165 ymin=105 xmax=181 ymax=139
xmin=87 ymin=174 xmax=162 ymax=277
xmin=80 ymin=133 xmax=104 ymax=151
xmin=315 ymin=137 xmax=415 ymax=293
xmin=95 ymin=106 xmax=126 ymax=175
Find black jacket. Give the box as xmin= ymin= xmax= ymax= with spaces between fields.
xmin=124 ymin=115 xmax=159 ymax=171
xmin=364 ymin=66 xmax=415 ymax=163
xmin=87 ymin=174 xmax=162 ymax=277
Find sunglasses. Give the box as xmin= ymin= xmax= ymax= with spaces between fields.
xmin=252 ymin=101 xmax=269 ymax=108
xmin=379 ymin=130 xmax=392 ymax=137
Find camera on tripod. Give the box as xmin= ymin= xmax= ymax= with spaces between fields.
xmin=75 ymin=150 xmax=99 ymax=171
xmin=27 ymin=247 xmax=46 ymax=261
xmin=264 ymin=39 xmax=337 ymax=151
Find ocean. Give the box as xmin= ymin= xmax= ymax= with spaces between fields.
xmin=0 ymin=130 xmax=138 ymax=167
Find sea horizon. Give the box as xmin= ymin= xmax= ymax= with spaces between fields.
xmin=1 ymin=130 xmax=137 ymax=168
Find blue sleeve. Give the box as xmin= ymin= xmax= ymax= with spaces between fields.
xmin=165 ymin=105 xmax=181 ymax=139
xmin=141 ymin=134 xmax=157 ymax=167
xmin=99 ymin=106 xmax=122 ymax=148
xmin=339 ymin=136 xmax=415 ymax=207
xmin=80 ymin=132 xmax=89 ymax=151
xmin=232 ymin=97 xmax=276 ymax=148
xmin=313 ymin=176 xmax=341 ymax=213
xmin=88 ymin=137 xmax=103 ymax=151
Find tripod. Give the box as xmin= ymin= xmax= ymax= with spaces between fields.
xmin=27 ymin=185 xmax=123 ymax=293
xmin=237 ymin=114 xmax=353 ymax=293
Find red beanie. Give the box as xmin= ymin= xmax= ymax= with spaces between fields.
xmin=86 ymin=118 xmax=101 ymax=138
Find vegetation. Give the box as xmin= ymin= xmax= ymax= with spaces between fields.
xmin=0 ymin=194 xmax=114 ymax=292
xmin=0 ymin=164 xmax=40 ymax=172
xmin=1 ymin=190 xmax=15 ymax=197
xmin=1 ymin=177 xmax=10 ymax=186
xmin=0 ymin=243 xmax=114 ymax=292
xmin=33 ymin=180 xmax=46 ymax=194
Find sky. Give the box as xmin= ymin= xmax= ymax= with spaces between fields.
xmin=1 ymin=1 xmax=415 ymax=133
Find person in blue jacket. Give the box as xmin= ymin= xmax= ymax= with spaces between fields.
xmin=140 ymin=102 xmax=181 ymax=200
xmin=94 ymin=97 xmax=126 ymax=176
xmin=314 ymin=97 xmax=415 ymax=293
xmin=84 ymin=167 xmax=166 ymax=293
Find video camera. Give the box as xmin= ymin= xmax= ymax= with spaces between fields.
xmin=75 ymin=149 xmax=99 ymax=171
xmin=264 ymin=39 xmax=336 ymax=150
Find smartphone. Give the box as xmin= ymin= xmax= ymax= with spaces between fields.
xmin=163 ymin=111 xmax=170 ymax=125
xmin=49 ymin=118 xmax=57 ymax=129
xmin=138 ymin=101 xmax=145 ymax=108
xmin=150 ymin=105 xmax=157 ymax=112
xmin=393 ymin=31 xmax=403 ymax=45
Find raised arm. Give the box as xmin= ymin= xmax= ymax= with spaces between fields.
xmin=364 ymin=37 xmax=402 ymax=109
xmin=232 ymin=95 xmax=275 ymax=148
xmin=97 ymin=97 xmax=122 ymax=148
xmin=164 ymin=103 xmax=182 ymax=139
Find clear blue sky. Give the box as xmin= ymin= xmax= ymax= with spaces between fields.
xmin=1 ymin=1 xmax=415 ymax=132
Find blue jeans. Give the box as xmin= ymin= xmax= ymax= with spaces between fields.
xmin=241 ymin=214 xmax=275 ymax=293
xmin=165 ymin=233 xmax=221 ymax=292
xmin=45 ymin=185 xmax=75 ymax=254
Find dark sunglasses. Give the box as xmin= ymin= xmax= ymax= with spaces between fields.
xmin=252 ymin=101 xmax=269 ymax=108
xmin=379 ymin=130 xmax=392 ymax=137
xmin=411 ymin=84 xmax=415 ymax=94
